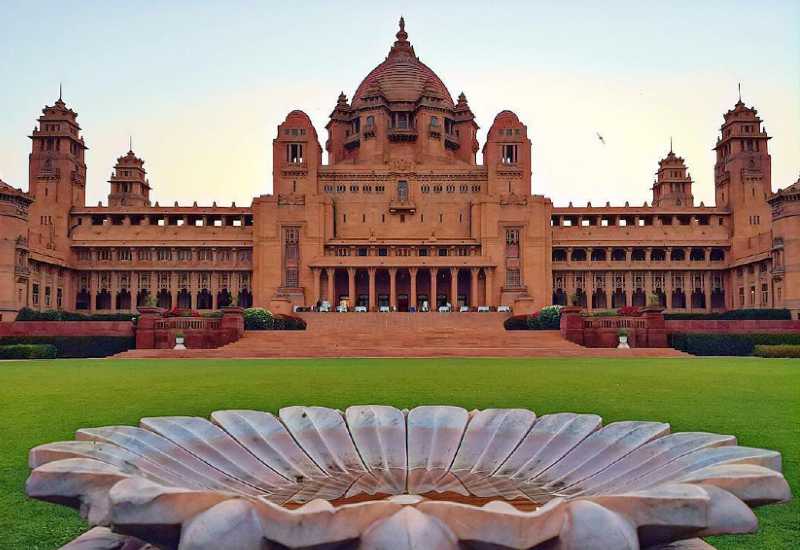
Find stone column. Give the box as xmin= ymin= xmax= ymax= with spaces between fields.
xmin=368 ymin=267 xmax=376 ymax=311
xmin=450 ymin=267 xmax=458 ymax=308
xmin=624 ymin=271 xmax=632 ymax=307
xmin=430 ymin=268 xmax=438 ymax=310
xmin=171 ymin=272 xmax=178 ymax=310
xmin=665 ymin=270 xmax=673 ymax=311
xmin=409 ymin=267 xmax=418 ymax=310
xmin=89 ymin=271 xmax=97 ymax=312
xmin=189 ymin=272 xmax=197 ymax=309
xmin=470 ymin=267 xmax=479 ymax=307
xmin=110 ymin=272 xmax=118 ymax=311
xmin=485 ymin=268 xmax=494 ymax=307
xmin=389 ymin=268 xmax=397 ymax=310
xmin=130 ymin=270 xmax=139 ymax=311
xmin=704 ymin=271 xmax=712 ymax=312
xmin=326 ymin=268 xmax=335 ymax=304
xmin=347 ymin=268 xmax=356 ymax=308
xmin=586 ymin=270 xmax=594 ymax=313
xmin=312 ymin=268 xmax=321 ymax=305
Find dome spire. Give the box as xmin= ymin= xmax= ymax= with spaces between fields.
xmin=389 ymin=15 xmax=414 ymax=57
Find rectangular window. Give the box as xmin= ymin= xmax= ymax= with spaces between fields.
xmin=287 ymin=143 xmax=303 ymax=163
xmin=505 ymin=228 xmax=520 ymax=258
xmin=505 ymin=269 xmax=521 ymax=288
xmin=44 ymin=286 xmax=51 ymax=306
xmin=177 ymin=249 xmax=192 ymax=261
xmin=118 ymin=249 xmax=131 ymax=261
xmin=501 ymin=144 xmax=518 ymax=164
xmin=418 ymin=248 xmax=428 ymax=257
xmin=56 ymin=288 xmax=62 ymax=309
xmin=761 ymin=283 xmax=768 ymax=305
xmin=98 ymin=249 xmax=111 ymax=261
xmin=157 ymin=248 xmax=172 ymax=261
xmin=32 ymin=284 xmax=39 ymax=305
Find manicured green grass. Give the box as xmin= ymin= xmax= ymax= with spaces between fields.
xmin=1 ymin=357 xmax=797 ymax=549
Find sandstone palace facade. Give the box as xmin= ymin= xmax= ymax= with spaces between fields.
xmin=1 ymin=20 xmax=799 ymax=321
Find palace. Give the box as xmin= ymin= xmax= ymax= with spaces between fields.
xmin=1 ymin=18 xmax=798 ymax=321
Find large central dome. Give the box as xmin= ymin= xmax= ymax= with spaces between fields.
xmin=352 ymin=18 xmax=454 ymax=108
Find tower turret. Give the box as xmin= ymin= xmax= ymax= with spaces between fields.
xmin=652 ymin=143 xmax=694 ymax=208
xmin=108 ymin=145 xmax=151 ymax=207
xmin=28 ymin=91 xmax=87 ymax=256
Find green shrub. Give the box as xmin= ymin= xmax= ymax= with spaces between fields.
xmin=504 ymin=315 xmax=530 ymax=330
xmin=670 ymin=333 xmax=800 ymax=356
xmin=537 ymin=305 xmax=562 ymax=329
xmin=272 ymin=314 xmax=307 ymax=331
xmin=0 ymin=344 xmax=57 ymax=359
xmin=664 ymin=309 xmax=791 ymax=321
xmin=244 ymin=308 xmax=273 ymax=330
xmin=754 ymin=345 xmax=800 ymax=358
xmin=591 ymin=310 xmax=618 ymax=317
xmin=15 ymin=308 xmax=137 ymax=322
xmin=0 ymin=336 xmax=134 ymax=358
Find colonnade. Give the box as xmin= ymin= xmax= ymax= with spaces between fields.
xmin=311 ymin=266 xmax=495 ymax=311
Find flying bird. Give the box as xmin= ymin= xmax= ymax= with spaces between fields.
xmin=596 ymin=132 xmax=606 ymax=145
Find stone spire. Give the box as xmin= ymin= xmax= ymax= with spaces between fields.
xmin=389 ymin=16 xmax=415 ymax=57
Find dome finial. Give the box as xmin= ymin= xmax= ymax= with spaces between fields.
xmin=396 ymin=15 xmax=408 ymax=42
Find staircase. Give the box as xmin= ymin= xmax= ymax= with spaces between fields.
xmin=115 ymin=313 xmax=687 ymax=359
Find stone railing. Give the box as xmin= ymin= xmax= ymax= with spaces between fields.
xmin=560 ymin=306 xmax=667 ymax=348
xmin=136 ymin=307 xmax=244 ymax=350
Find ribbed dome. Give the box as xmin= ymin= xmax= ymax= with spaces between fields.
xmin=352 ymin=18 xmax=453 ymax=107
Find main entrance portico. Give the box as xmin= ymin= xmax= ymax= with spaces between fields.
xmin=311 ymin=262 xmax=495 ymax=311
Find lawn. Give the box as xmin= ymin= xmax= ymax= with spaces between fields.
xmin=0 ymin=357 xmax=797 ymax=549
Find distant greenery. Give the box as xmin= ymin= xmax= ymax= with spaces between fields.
xmin=664 ymin=309 xmax=792 ymax=321
xmin=243 ymin=308 xmax=273 ymax=330
xmin=754 ymin=345 xmax=800 ymax=358
xmin=670 ymin=333 xmax=800 ymax=356
xmin=504 ymin=306 xmax=562 ymax=330
xmin=0 ymin=336 xmax=134 ymax=358
xmin=0 ymin=344 xmax=57 ymax=359
xmin=0 ymin=357 xmax=796 ymax=549
xmin=15 ymin=308 xmax=137 ymax=322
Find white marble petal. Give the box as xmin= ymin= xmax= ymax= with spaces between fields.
xmin=25 ymin=406 xmax=791 ymax=550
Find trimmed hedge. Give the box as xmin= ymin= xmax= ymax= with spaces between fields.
xmin=504 ymin=306 xmax=562 ymax=330
xmin=244 ymin=308 xmax=273 ymax=330
xmin=15 ymin=308 xmax=137 ymax=322
xmin=0 ymin=336 xmax=135 ymax=358
xmin=670 ymin=333 xmax=800 ymax=356
xmin=664 ymin=309 xmax=791 ymax=321
xmin=0 ymin=344 xmax=57 ymax=359
xmin=272 ymin=314 xmax=307 ymax=331
xmin=754 ymin=345 xmax=800 ymax=358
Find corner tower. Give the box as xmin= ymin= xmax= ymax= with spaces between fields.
xmin=713 ymin=99 xmax=772 ymax=237
xmin=28 ymin=93 xmax=87 ymax=257
xmin=652 ymin=146 xmax=694 ymax=208
xmin=108 ymin=147 xmax=151 ymax=207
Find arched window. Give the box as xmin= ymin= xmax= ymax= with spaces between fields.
xmin=366 ymin=115 xmax=374 ymax=127
xmin=397 ymin=180 xmax=408 ymax=201
xmin=571 ymin=249 xmax=587 ymax=262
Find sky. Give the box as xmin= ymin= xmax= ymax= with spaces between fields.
xmin=0 ymin=0 xmax=798 ymax=208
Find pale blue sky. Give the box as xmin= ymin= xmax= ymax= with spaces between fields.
xmin=1 ymin=0 xmax=798 ymax=207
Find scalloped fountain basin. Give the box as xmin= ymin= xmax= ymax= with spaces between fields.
xmin=26 ymin=406 xmax=790 ymax=549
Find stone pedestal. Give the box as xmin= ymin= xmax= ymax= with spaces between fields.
xmin=135 ymin=307 xmax=163 ymax=349
xmin=268 ymin=296 xmax=293 ymax=315
xmin=512 ymin=295 xmax=537 ymax=315
xmin=641 ymin=306 xmax=667 ymax=347
xmin=559 ymin=306 xmax=584 ymax=345
xmin=221 ymin=306 xmax=245 ymax=344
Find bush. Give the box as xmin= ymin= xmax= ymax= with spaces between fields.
xmin=15 ymin=308 xmax=137 ymax=322
xmin=616 ymin=306 xmax=641 ymax=316
xmin=664 ymin=309 xmax=791 ymax=321
xmin=504 ymin=315 xmax=530 ymax=330
xmin=537 ymin=305 xmax=562 ymax=329
xmin=244 ymin=308 xmax=273 ymax=330
xmin=754 ymin=345 xmax=800 ymax=358
xmin=0 ymin=344 xmax=57 ymax=359
xmin=0 ymin=336 xmax=134 ymax=358
xmin=670 ymin=333 xmax=800 ymax=356
xmin=591 ymin=310 xmax=618 ymax=317
xmin=272 ymin=314 xmax=307 ymax=331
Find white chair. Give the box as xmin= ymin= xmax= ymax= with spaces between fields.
xmin=379 ymin=305 xmax=390 ymax=313
xmin=459 ymin=305 xmax=470 ymax=312
xmin=477 ymin=306 xmax=490 ymax=313
xmin=355 ymin=306 xmax=367 ymax=313
xmin=498 ymin=305 xmax=511 ymax=313
xmin=336 ymin=305 xmax=347 ymax=313
xmin=438 ymin=305 xmax=450 ymax=313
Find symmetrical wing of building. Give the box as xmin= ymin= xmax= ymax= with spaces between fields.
xmin=1 ymin=19 xmax=798 ymax=320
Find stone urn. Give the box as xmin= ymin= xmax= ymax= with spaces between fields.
xmin=173 ymin=333 xmax=186 ymax=350
xmin=26 ymin=405 xmax=791 ymax=549
xmin=618 ymin=329 xmax=631 ymax=349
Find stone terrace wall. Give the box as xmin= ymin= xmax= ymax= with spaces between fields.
xmin=0 ymin=321 xmax=134 ymax=338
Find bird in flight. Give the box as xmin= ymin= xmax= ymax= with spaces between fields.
xmin=596 ymin=132 xmax=606 ymax=145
